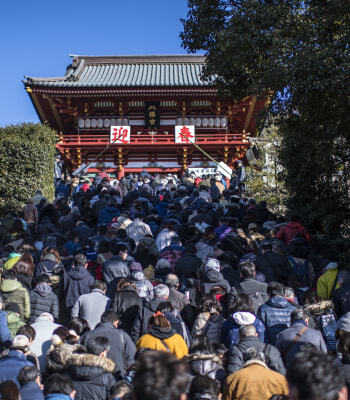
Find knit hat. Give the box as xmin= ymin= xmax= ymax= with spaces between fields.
xmin=204 ymin=258 xmax=221 ymax=272
xmin=337 ymin=312 xmax=350 ymax=332
xmin=155 ymin=258 xmax=171 ymax=270
xmin=130 ymin=262 xmax=142 ymax=272
xmin=5 ymin=303 xmax=20 ymax=314
xmin=232 ymin=311 xmax=256 ymax=326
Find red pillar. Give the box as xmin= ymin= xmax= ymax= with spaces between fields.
xmin=117 ymin=166 xmax=125 ymax=180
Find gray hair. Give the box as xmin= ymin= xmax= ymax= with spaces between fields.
xmin=243 ymin=347 xmax=265 ymax=363
xmin=165 ymin=273 xmax=179 ymax=288
xmin=154 ymin=284 xmax=170 ymax=299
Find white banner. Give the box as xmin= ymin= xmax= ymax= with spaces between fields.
xmin=175 ymin=125 xmax=195 ymax=144
xmin=110 ymin=126 xmax=131 ymax=144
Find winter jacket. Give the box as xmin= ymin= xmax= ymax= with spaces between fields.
xmin=340 ymin=359 xmax=350 ymax=393
xmin=201 ymin=270 xmax=231 ymax=295
xmin=227 ymin=335 xmax=285 ymax=375
xmin=6 ymin=311 xmax=25 ymax=338
xmin=187 ymin=352 xmax=226 ymax=385
xmin=102 ymin=255 xmax=129 ymax=298
xmin=97 ymin=206 xmax=120 ymax=227
xmin=71 ymin=289 xmax=111 ymax=330
xmin=276 ymin=221 xmax=311 ymax=245
xmin=155 ymin=200 xmax=169 ymax=217
xmin=46 ymin=342 xmax=86 ymax=374
xmin=156 ymin=229 xmax=178 ymax=251
xmin=333 ymin=280 xmax=350 ymax=317
xmin=131 ymin=297 xmax=165 ymax=342
xmin=0 ymin=310 xmax=11 ymax=349
xmin=229 ymin=279 xmax=269 ymax=315
xmin=55 ymin=184 xmax=69 ymax=199
xmin=81 ymin=322 xmax=136 ymax=376
xmin=17 ymin=273 xmax=33 ymax=292
xmin=195 ymin=240 xmax=214 ymax=261
xmin=275 ymin=321 xmax=327 ymax=367
xmin=126 ymin=219 xmax=153 ymax=245
xmin=63 ymin=266 xmax=94 ymax=309
xmin=256 ymin=252 xmax=293 ymax=283
xmin=258 ymin=296 xmax=295 ymax=345
xmin=137 ymin=328 xmax=188 ymax=359
xmin=317 ymin=265 xmax=340 ymax=300
xmin=174 ymin=253 xmax=202 ymax=282
xmin=20 ymin=381 xmax=44 ymax=400
xmin=0 ymin=279 xmax=30 ymax=320
xmin=130 ymin=271 xmax=154 ymax=301
xmin=31 ymin=316 xmax=61 ymax=371
xmin=0 ymin=350 xmax=33 ymax=387
xmin=34 ymin=254 xmax=61 ymax=278
xmin=192 ymin=312 xmax=224 ymax=343
xmin=163 ymin=311 xmax=191 ymax=347
xmin=29 ymin=283 xmax=59 ymax=323
xmin=159 ymin=244 xmax=185 ymax=271
xmin=168 ymin=287 xmax=189 ymax=312
xmin=74 ymin=223 xmax=93 ymax=245
xmin=112 ymin=287 xmax=143 ymax=335
xmin=221 ymin=312 xmax=265 ymax=349
xmin=224 ymin=361 xmax=288 ymax=400
xmin=46 ymin=394 xmax=73 ymax=400
xmin=64 ymin=240 xmax=83 ymax=256
xmin=66 ymin=353 xmax=116 ymax=400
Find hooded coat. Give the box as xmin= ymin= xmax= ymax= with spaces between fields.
xmin=276 ymin=221 xmax=311 ymax=245
xmin=66 ymin=353 xmax=116 ymax=400
xmin=46 ymin=342 xmax=86 ymax=374
xmin=6 ymin=311 xmax=25 ymax=338
xmin=187 ymin=352 xmax=226 ymax=385
xmin=29 ymin=283 xmax=59 ymax=323
xmin=258 ymin=296 xmax=295 ymax=345
xmin=201 ymin=270 xmax=231 ymax=294
xmin=97 ymin=206 xmax=120 ymax=227
xmin=130 ymin=271 xmax=154 ymax=301
xmin=63 ymin=266 xmax=94 ymax=309
xmin=221 ymin=311 xmax=265 ymax=349
xmin=0 ymin=279 xmax=30 ymax=320
xmin=102 ymin=255 xmax=129 ymax=298
xmin=0 ymin=350 xmax=33 ymax=388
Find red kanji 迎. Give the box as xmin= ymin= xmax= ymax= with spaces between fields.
xmin=111 ymin=127 xmax=129 ymax=143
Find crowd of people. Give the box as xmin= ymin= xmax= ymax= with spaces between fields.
xmin=0 ymin=168 xmax=349 ymax=400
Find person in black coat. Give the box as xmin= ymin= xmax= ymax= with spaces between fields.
xmin=174 ymin=245 xmax=202 ymax=284
xmin=227 ymin=324 xmax=285 ymax=375
xmin=111 ymin=279 xmax=143 ymax=335
xmin=29 ymin=274 xmax=59 ymax=323
xmin=67 ymin=336 xmax=116 ymax=400
xmin=102 ymin=243 xmax=129 ymax=298
xmin=63 ymin=254 xmax=94 ymax=316
xmin=333 ymin=275 xmax=350 ymax=318
xmin=81 ymin=310 xmax=136 ymax=377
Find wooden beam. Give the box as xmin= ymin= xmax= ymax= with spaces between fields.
xmin=243 ymin=95 xmax=257 ymax=133
xmin=27 ymin=90 xmax=48 ymax=123
xmin=43 ymin=94 xmax=64 ymax=132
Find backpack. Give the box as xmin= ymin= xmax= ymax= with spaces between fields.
xmin=288 ymin=256 xmax=310 ymax=287
xmin=203 ymin=314 xmax=225 ymax=343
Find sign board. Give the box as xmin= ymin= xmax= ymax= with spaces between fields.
xmin=217 ymin=161 xmax=233 ymax=179
xmin=188 ymin=167 xmax=216 ymax=177
xmin=110 ymin=126 xmax=131 ymax=144
xmin=175 ymin=125 xmax=195 ymax=144
xmin=72 ymin=163 xmax=92 ymax=176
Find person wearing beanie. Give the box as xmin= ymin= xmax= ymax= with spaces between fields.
xmin=129 ymin=262 xmax=154 ymax=302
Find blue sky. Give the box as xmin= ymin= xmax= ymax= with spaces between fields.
xmin=0 ymin=0 xmax=191 ymax=126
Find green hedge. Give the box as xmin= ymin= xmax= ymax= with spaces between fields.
xmin=0 ymin=123 xmax=57 ymax=213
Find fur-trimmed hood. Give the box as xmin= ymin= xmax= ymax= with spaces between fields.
xmin=304 ymin=300 xmax=334 ymax=316
xmin=66 ymin=353 xmax=115 ymax=375
xmin=185 ymin=352 xmax=223 ymax=365
xmin=186 ymin=352 xmax=223 ymax=376
xmin=46 ymin=343 xmax=86 ymax=373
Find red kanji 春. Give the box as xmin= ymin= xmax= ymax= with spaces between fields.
xmin=177 ymin=126 xmax=194 ymax=143
xmin=111 ymin=127 xmax=129 ymax=143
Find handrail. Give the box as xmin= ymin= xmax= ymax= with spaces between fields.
xmin=59 ymin=132 xmax=246 ymax=145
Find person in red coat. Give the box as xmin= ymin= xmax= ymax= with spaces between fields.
xmin=276 ymin=215 xmax=311 ymax=246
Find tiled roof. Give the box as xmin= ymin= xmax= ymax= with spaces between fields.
xmin=24 ymin=55 xmax=212 ymax=88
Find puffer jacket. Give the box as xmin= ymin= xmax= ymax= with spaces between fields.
xmin=187 ymin=352 xmax=226 ymax=385
xmin=63 ymin=267 xmax=94 ymax=309
xmin=221 ymin=311 xmax=265 ymax=349
xmin=317 ymin=264 xmax=340 ymax=300
xmin=201 ymin=270 xmax=231 ymax=294
xmin=258 ymin=296 xmax=295 ymax=345
xmin=0 ymin=279 xmax=30 ymax=320
xmin=191 ymin=312 xmax=224 ymax=343
xmin=130 ymin=271 xmax=154 ymax=301
xmin=29 ymin=283 xmax=59 ymax=323
xmin=227 ymin=335 xmax=285 ymax=375
xmin=6 ymin=310 xmax=25 ymax=338
xmin=66 ymin=353 xmax=116 ymax=400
